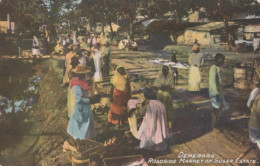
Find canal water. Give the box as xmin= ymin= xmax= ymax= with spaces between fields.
xmin=0 ymin=60 xmax=40 ymax=114
xmin=0 ymin=60 xmax=41 ymax=165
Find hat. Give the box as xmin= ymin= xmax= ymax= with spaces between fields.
xmin=71 ymin=65 xmax=91 ymax=74
xmin=192 ymin=45 xmax=199 ymax=51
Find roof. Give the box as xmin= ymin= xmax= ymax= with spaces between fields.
xmin=188 ymin=22 xmax=236 ymax=32
xmin=244 ymin=24 xmax=260 ymax=33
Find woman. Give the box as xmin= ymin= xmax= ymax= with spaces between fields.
xmin=63 ymin=45 xmax=76 ymax=85
xmin=128 ymin=88 xmax=169 ymax=151
xmin=93 ymin=45 xmax=103 ymax=82
xmin=154 ymin=65 xmax=174 ymax=129
xmin=109 ymin=66 xmax=131 ymax=125
xmin=67 ymin=65 xmax=95 ymax=140
xmin=32 ymin=36 xmax=41 ymax=57
xmin=67 ymin=57 xmax=79 ymax=118
xmin=253 ymin=33 xmax=260 ymax=54
xmin=188 ymin=44 xmax=203 ymax=92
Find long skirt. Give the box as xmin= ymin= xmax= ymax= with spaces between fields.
xmin=188 ymin=66 xmax=201 ymax=92
xmin=157 ymin=90 xmax=173 ymax=122
xmin=249 ymin=127 xmax=260 ymax=149
xmin=108 ymin=89 xmax=130 ymax=125
xmin=94 ymin=55 xmax=103 ymax=82
xmin=67 ymin=82 xmax=76 ymax=118
xmin=67 ymin=99 xmax=95 ymax=139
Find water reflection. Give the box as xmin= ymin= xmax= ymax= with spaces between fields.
xmin=0 ymin=60 xmax=40 ymax=115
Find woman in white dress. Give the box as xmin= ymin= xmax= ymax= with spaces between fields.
xmin=32 ymin=36 xmax=41 ymax=57
xmin=93 ymin=45 xmax=103 ymax=82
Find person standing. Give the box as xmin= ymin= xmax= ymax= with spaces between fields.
xmin=67 ymin=57 xmax=79 ymax=118
xmin=92 ymin=34 xmax=97 ymax=47
xmin=253 ymin=33 xmax=260 ymax=54
xmin=32 ymin=36 xmax=41 ymax=58
xmin=154 ymin=65 xmax=174 ymax=129
xmin=63 ymin=45 xmax=76 ymax=85
xmin=171 ymin=53 xmax=178 ymax=86
xmin=67 ymin=65 xmax=95 ymax=140
xmin=17 ymin=33 xmax=23 ymax=58
xmin=85 ymin=49 xmax=96 ymax=96
xmin=209 ymin=53 xmax=227 ymax=128
xmin=93 ymin=45 xmax=103 ymax=82
xmin=102 ymin=43 xmax=111 ymax=77
xmin=42 ymin=30 xmax=50 ymax=55
xmin=109 ymin=66 xmax=131 ymax=125
xmin=188 ymin=43 xmax=203 ymax=92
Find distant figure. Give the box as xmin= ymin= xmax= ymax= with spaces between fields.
xmin=93 ymin=45 xmax=103 ymax=82
xmin=42 ymin=30 xmax=50 ymax=55
xmin=253 ymin=33 xmax=260 ymax=54
xmin=63 ymin=45 xmax=76 ymax=85
xmin=102 ymin=43 xmax=111 ymax=77
xmin=66 ymin=33 xmax=72 ymax=44
xmin=54 ymin=40 xmax=64 ymax=55
xmin=85 ymin=49 xmax=96 ymax=96
xmin=109 ymin=66 xmax=131 ymax=125
xmin=17 ymin=33 xmax=23 ymax=58
xmin=129 ymin=40 xmax=138 ymax=51
xmin=118 ymin=40 xmax=126 ymax=50
xmin=188 ymin=41 xmax=203 ymax=92
xmin=72 ymin=30 xmax=78 ymax=46
xmin=154 ymin=65 xmax=174 ymax=129
xmin=209 ymin=53 xmax=228 ymax=128
xmin=67 ymin=66 xmax=95 ymax=140
xmin=32 ymin=36 xmax=41 ymax=57
xmin=92 ymin=34 xmax=97 ymax=47
xmin=128 ymin=88 xmax=169 ymax=151
xmin=171 ymin=53 xmax=178 ymax=86
xmin=80 ymin=38 xmax=88 ymax=50
xmin=193 ymin=38 xmax=200 ymax=49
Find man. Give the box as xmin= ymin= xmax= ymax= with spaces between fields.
xmin=17 ymin=33 xmax=23 ymax=58
xmin=102 ymin=42 xmax=111 ymax=77
xmin=209 ymin=53 xmax=228 ymax=128
xmin=253 ymin=33 xmax=260 ymax=54
xmin=188 ymin=42 xmax=204 ymax=92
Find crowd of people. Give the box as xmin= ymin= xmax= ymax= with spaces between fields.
xmin=12 ymin=29 xmax=260 ymax=157
xmin=16 ymin=29 xmax=50 ymax=58
xmin=56 ymin=31 xmax=260 ymax=161
xmin=60 ymin=35 xmax=235 ymax=155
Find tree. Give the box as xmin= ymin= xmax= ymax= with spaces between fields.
xmin=1 ymin=0 xmax=46 ymax=33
